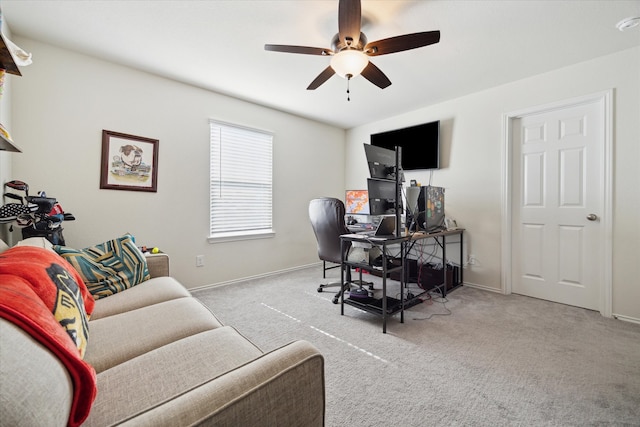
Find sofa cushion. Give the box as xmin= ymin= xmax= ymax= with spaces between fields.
xmin=85 ymin=297 xmax=223 ymax=373
xmin=86 ymin=338 xmax=325 ymax=427
xmin=90 ymin=276 xmax=190 ymax=320
xmin=54 ymin=234 xmax=150 ymax=300
xmin=84 ymin=327 xmax=264 ymax=427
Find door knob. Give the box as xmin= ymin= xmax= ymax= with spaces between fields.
xmin=586 ymin=214 xmax=598 ymax=221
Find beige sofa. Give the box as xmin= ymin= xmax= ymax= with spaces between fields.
xmin=0 ymin=239 xmax=325 ymax=426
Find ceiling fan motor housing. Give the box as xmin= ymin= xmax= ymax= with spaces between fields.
xmin=331 ymin=32 xmax=367 ymax=53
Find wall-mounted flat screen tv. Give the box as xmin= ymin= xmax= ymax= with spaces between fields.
xmin=370 ymin=121 xmax=440 ymax=170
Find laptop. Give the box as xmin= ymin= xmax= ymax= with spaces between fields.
xmin=359 ymin=216 xmax=396 ymax=238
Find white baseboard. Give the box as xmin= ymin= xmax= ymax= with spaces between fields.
xmin=462 ymin=282 xmax=503 ymax=293
xmin=612 ymin=313 xmax=640 ymax=325
xmin=192 ymin=269 xmax=503 ymax=295
xmin=189 ymin=263 xmax=320 ymax=292
xmin=465 ymin=284 xmax=639 ymax=324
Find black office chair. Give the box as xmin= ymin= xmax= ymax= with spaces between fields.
xmin=308 ymin=197 xmax=373 ymax=304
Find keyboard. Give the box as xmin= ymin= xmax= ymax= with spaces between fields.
xmin=347 ymin=223 xmax=375 ymax=233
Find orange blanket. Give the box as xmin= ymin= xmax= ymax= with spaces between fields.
xmin=0 ymin=246 xmax=97 ymax=427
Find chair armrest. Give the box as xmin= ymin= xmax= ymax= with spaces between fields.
xmin=145 ymin=253 xmax=169 ymax=278
xmin=119 ymin=340 xmax=325 ymax=427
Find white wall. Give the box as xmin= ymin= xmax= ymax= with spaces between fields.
xmin=346 ymin=47 xmax=640 ymax=320
xmin=10 ymin=37 xmax=345 ymax=288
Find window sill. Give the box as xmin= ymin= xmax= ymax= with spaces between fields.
xmin=208 ymin=230 xmax=275 ymax=244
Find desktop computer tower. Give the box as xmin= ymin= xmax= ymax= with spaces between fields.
xmin=406 ymin=186 xmax=445 ymax=233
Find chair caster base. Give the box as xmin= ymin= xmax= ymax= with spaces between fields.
xmin=332 ymin=296 xmax=339 ymax=304
xmin=317 ymin=287 xmax=323 ymax=292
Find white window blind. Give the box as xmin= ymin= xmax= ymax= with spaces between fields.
xmin=209 ymin=120 xmax=273 ymax=241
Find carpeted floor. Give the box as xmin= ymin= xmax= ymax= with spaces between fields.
xmin=193 ymin=266 xmax=640 ymax=427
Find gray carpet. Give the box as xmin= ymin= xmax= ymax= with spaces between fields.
xmin=193 ymin=266 xmax=640 ymax=426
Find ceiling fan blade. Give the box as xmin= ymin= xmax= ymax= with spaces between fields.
xmin=364 ymin=31 xmax=440 ymax=56
xmin=307 ymin=66 xmax=336 ymax=90
xmin=265 ymin=44 xmax=332 ymax=56
xmin=360 ymin=62 xmax=391 ymax=89
xmin=338 ymin=0 xmax=361 ymax=47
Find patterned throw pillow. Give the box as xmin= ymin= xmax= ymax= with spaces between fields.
xmin=54 ymin=234 xmax=150 ymax=300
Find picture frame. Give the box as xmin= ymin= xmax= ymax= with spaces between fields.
xmin=100 ymin=130 xmax=159 ymax=192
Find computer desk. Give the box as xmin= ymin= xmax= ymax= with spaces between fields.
xmin=339 ymin=228 xmax=465 ymax=333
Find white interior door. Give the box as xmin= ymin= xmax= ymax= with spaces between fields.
xmin=510 ymin=96 xmax=607 ymax=310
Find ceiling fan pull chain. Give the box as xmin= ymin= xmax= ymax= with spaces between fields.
xmin=346 ymin=73 xmax=352 ymax=101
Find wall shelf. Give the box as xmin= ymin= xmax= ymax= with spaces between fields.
xmin=0 ymin=33 xmax=23 ymax=151
xmin=0 ymin=33 xmax=22 ymax=76
xmin=0 ymin=131 xmax=21 ymax=152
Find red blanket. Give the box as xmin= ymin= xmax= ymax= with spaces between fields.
xmin=0 ymin=246 xmax=97 ymax=427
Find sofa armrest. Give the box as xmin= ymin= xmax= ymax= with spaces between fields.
xmin=119 ymin=340 xmax=325 ymax=427
xmin=0 ymin=319 xmax=74 ymax=427
xmin=145 ymin=253 xmax=169 ymax=278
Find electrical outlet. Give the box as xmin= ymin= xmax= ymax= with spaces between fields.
xmin=468 ymin=254 xmax=477 ymax=266
xmin=196 ymin=255 xmax=205 ymax=267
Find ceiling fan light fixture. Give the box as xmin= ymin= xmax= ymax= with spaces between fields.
xmin=330 ymin=49 xmax=369 ymax=78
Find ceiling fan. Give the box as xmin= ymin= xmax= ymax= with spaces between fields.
xmin=264 ymin=0 xmax=440 ymax=95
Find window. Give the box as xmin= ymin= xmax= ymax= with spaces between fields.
xmin=209 ymin=120 xmax=273 ymax=242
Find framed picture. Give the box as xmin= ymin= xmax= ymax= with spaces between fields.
xmin=100 ymin=130 xmax=159 ymax=192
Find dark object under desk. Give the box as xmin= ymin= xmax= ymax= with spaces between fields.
xmin=405 ymin=228 xmax=465 ymax=297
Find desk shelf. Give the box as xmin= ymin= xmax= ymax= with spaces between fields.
xmin=344 ymin=295 xmax=423 ymax=316
xmin=340 ymin=233 xmax=409 ymax=333
xmin=340 ymin=229 xmax=465 ymax=333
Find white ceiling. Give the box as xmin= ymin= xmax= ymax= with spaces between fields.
xmin=2 ymin=1 xmax=639 ymax=129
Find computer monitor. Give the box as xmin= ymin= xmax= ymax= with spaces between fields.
xmin=345 ymin=190 xmax=370 ymax=215
xmin=367 ymin=178 xmax=401 ymax=216
xmin=363 ymin=144 xmax=404 ymax=181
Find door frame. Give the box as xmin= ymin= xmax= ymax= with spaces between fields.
xmin=500 ymin=90 xmax=613 ymax=317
